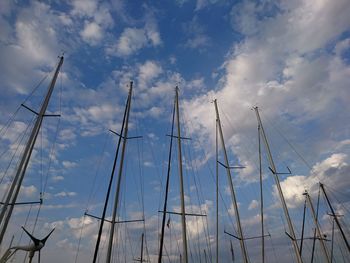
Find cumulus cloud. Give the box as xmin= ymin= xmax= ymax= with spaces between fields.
xmin=248 ymin=199 xmax=259 ymax=210
xmin=71 ymin=0 xmax=98 ymax=17
xmin=71 ymin=0 xmax=114 ymax=45
xmin=0 ymin=184 xmax=37 ymax=199
xmin=52 ymin=175 xmax=64 ymax=182
xmin=183 ymin=16 xmax=210 ymax=50
xmin=80 ymin=22 xmax=103 ymax=45
xmin=71 ymin=103 xmax=123 ymax=136
xmin=182 ymin=0 xmax=350 ymax=184
xmin=106 ymin=9 xmax=162 ymax=57
xmin=59 ymin=128 xmax=76 ymax=141
xmin=62 ymin=160 xmax=77 ymax=169
xmin=0 ymin=1 xmax=65 ymax=95
xmin=138 ymin=60 xmax=163 ymax=90
xmin=55 ymin=191 xmax=77 ymax=197
xmin=277 ymin=153 xmax=350 ymax=208
xmin=107 ymin=27 xmax=159 ymax=57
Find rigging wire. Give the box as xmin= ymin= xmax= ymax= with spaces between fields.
xmin=180 ymin=113 xmax=213 ymax=262
xmin=74 ymin=214 xmax=87 ymax=263
xmin=74 ymin=128 xmax=111 ymax=262
xmin=0 ymin=75 xmax=48 ymax=138
xmin=0 ymin=117 xmax=34 ymax=188
xmin=134 ymin=106 xmax=151 ymax=262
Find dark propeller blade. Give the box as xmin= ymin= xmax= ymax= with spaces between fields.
xmin=41 ymin=228 xmax=55 ymax=245
xmin=21 ymin=227 xmax=40 ymax=246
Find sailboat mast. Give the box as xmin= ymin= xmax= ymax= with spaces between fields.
xmin=305 ymin=191 xmax=330 ymax=262
xmin=158 ymin=94 xmax=176 ymax=263
xmin=214 ymin=99 xmax=249 ymax=263
xmin=253 ymin=107 xmax=303 ymax=263
xmin=310 ymin=188 xmax=321 ymax=263
xmin=258 ymin=124 xmax=265 ymax=263
xmin=140 ymin=233 xmax=144 ymax=263
xmin=0 ymin=56 xmax=64 ymax=244
xmin=299 ymin=196 xmax=307 ymax=255
xmin=175 ymin=87 xmax=188 ymax=263
xmin=215 ymin=110 xmax=219 ymax=263
xmin=106 ymin=81 xmax=133 ymax=263
xmin=330 ymin=218 xmax=335 ymax=263
xmin=320 ymin=183 xmax=350 ymax=252
xmin=92 ymin=92 xmax=129 ymax=263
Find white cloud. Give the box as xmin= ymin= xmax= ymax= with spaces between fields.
xmin=138 ymin=60 xmax=163 ymax=90
xmin=277 ymin=153 xmax=350 ymax=208
xmin=106 ymin=19 xmax=162 ymax=57
xmin=58 ymin=13 xmax=73 ymax=26
xmin=15 ymin=2 xmax=60 ymax=64
xmin=71 ymin=0 xmax=98 ymax=17
xmin=0 ymin=184 xmax=37 ymax=199
xmin=93 ymin=3 xmax=114 ymax=28
xmin=248 ymin=199 xmax=259 ymax=210
xmin=147 ymin=106 xmax=163 ymax=118
xmin=334 ymin=38 xmax=350 ymax=55
xmin=71 ymin=0 xmax=113 ymax=46
xmin=185 ymin=34 xmax=210 ymax=49
xmin=21 ymin=185 xmax=37 ymax=198
xmin=145 ymin=18 xmax=162 ymax=46
xmin=110 ymin=27 xmax=148 ymax=56
xmin=71 ymin=103 xmax=123 ymax=136
xmin=0 ymin=1 xmax=66 ymax=95
xmin=59 ymin=129 xmax=76 ymax=141
xmin=182 ymin=0 xmax=350 ymax=183
xmin=80 ymin=21 xmax=103 ymax=45
xmin=183 ymin=16 xmax=210 ymax=50
xmin=195 ymin=0 xmax=220 ymax=11
xmin=52 ymin=175 xmax=64 ymax=182
xmin=1 ymin=121 xmax=27 ymax=143
xmin=54 ymin=191 xmax=77 ymax=197
xmin=62 ymin=160 xmax=77 ymax=169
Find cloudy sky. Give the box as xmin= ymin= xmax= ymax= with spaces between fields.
xmin=0 ymin=0 xmax=349 ymax=262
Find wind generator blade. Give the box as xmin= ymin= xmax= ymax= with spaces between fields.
xmin=21 ymin=227 xmax=40 ymax=246
xmin=41 ymin=228 xmax=55 ymax=244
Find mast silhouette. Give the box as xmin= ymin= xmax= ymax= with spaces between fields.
xmin=258 ymin=122 xmax=265 ymax=263
xmin=214 ymin=99 xmax=249 ymax=263
xmin=175 ymin=87 xmax=188 ymax=263
xmin=253 ymin=107 xmax=303 ymax=263
xmin=320 ymin=183 xmax=350 ymax=252
xmin=299 ymin=195 xmax=307 ymax=255
xmin=92 ymin=87 xmax=129 ymax=263
xmin=106 ymin=82 xmax=133 ymax=262
xmin=0 ymin=56 xmax=64 ymax=244
xmin=158 ymin=92 xmax=176 ymax=263
xmin=304 ymin=191 xmax=330 ymax=262
xmin=215 ymin=105 xmax=219 ymax=263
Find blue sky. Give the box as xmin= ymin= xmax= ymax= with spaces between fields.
xmin=0 ymin=0 xmax=350 ymax=262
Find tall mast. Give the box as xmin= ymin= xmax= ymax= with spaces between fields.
xmin=158 ymin=94 xmax=176 ymax=263
xmin=215 ymin=108 xmax=219 ymax=263
xmin=253 ymin=107 xmax=303 ymax=263
xmin=106 ymin=82 xmax=133 ymax=262
xmin=330 ymin=217 xmax=335 ymax=263
xmin=0 ymin=56 xmax=64 ymax=244
xmin=214 ymin=99 xmax=249 ymax=263
xmin=320 ymin=183 xmax=350 ymax=252
xmin=299 ymin=196 xmax=307 ymax=255
xmin=310 ymin=189 xmax=320 ymax=263
xmin=258 ymin=123 xmax=265 ymax=263
xmin=175 ymin=87 xmax=188 ymax=263
xmin=92 ymin=91 xmax=129 ymax=263
xmin=140 ymin=233 xmax=144 ymax=263
xmin=304 ymin=191 xmax=330 ymax=262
